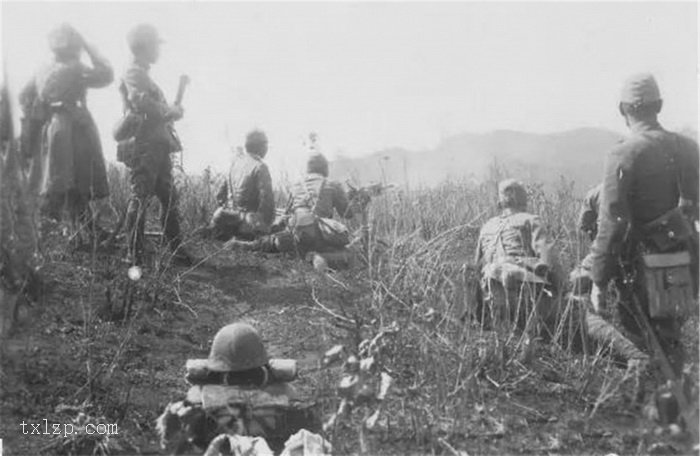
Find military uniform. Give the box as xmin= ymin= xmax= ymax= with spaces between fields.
xmin=475 ymin=209 xmax=559 ymax=335
xmin=120 ymin=57 xmax=183 ymax=258
xmin=472 ymin=180 xmax=562 ymax=346
xmin=19 ymin=25 xmax=112 ymax=226
xmin=210 ymin=151 xmax=275 ymax=241
xmin=591 ymin=120 xmax=699 ymax=377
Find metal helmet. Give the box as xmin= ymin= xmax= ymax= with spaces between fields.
xmin=206 ymin=322 xmax=269 ymax=372
xmin=48 ymin=23 xmax=82 ymax=55
xmin=620 ymin=73 xmax=661 ymax=107
xmin=126 ymin=23 xmax=163 ymax=51
xmin=245 ymin=129 xmax=268 ymax=156
xmin=307 ymin=153 xmax=329 ymax=177
xmin=498 ymin=179 xmax=527 ymax=210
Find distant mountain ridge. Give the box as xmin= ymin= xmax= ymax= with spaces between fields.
xmin=330 ymin=127 xmax=698 ymax=192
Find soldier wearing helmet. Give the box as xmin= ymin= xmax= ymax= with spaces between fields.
xmin=19 ymin=23 xmax=113 ymax=245
xmin=205 ymin=129 xmax=276 ymax=243
xmin=472 ymin=179 xmax=562 ymax=357
xmin=589 ymin=73 xmax=699 ymax=422
xmin=119 ymin=23 xmax=190 ymax=265
xmin=156 ymin=322 xmax=320 ymax=454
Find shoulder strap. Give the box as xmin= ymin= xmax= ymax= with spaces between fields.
xmin=302 ymin=177 xmax=325 ymax=214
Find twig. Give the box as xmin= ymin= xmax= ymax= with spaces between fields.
xmin=438 ymin=437 xmax=468 ymax=456
xmin=310 ymin=287 xmax=355 ymax=324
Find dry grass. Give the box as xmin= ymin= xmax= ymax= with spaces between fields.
xmin=3 ymin=159 xmax=698 ymax=455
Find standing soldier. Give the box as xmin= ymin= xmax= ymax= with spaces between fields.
xmin=19 ymin=23 xmax=112 ymax=244
xmin=120 ymin=24 xmax=190 ymax=265
xmin=590 ymin=73 xmax=699 ymax=424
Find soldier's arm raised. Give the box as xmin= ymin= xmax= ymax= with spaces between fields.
xmin=590 ymin=146 xmax=632 ymax=286
xmin=81 ymin=41 xmax=114 ymax=88
xmin=256 ymin=163 xmax=275 ymax=226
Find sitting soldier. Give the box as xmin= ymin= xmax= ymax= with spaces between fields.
xmin=227 ymin=153 xmax=358 ymax=269
xmin=207 ymin=130 xmax=275 ymax=242
xmin=156 ymin=322 xmax=320 ymax=455
xmin=473 ymin=179 xmax=563 ymax=348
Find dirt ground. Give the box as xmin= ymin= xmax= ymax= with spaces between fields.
xmin=0 ymin=238 xmax=697 ymax=455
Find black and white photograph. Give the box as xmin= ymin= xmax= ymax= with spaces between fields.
xmin=0 ymin=1 xmax=698 ymax=455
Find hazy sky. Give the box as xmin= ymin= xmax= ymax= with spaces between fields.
xmin=1 ymin=1 xmax=698 ymax=178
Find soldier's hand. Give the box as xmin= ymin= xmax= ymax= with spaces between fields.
xmin=590 ymin=283 xmax=606 ymax=314
xmin=167 ymin=105 xmax=184 ymax=121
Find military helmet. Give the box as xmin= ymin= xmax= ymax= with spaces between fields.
xmin=206 ymin=322 xmax=269 ymax=372
xmin=48 ymin=23 xmax=82 ymax=54
xmin=620 ymin=73 xmax=661 ymax=107
xmin=307 ymin=153 xmax=329 ymax=177
xmin=498 ymin=179 xmax=528 ymax=210
xmin=245 ymin=129 xmax=268 ymax=156
xmin=126 ymin=23 xmax=163 ymax=51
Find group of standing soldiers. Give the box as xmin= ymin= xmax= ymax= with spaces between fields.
xmin=18 ymin=23 xmax=189 ymax=264
xmin=15 ymin=22 xmax=360 ymax=267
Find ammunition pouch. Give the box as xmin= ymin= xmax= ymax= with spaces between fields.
xmin=640 ymin=251 xmax=694 ymax=319
xmin=316 ymin=217 xmax=350 ymax=249
xmin=639 ymin=207 xmax=693 ymax=253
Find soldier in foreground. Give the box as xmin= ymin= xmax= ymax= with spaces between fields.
xmin=473 ymin=179 xmax=563 ymax=357
xmin=156 ymin=322 xmax=320 ymax=454
xmin=19 ymin=23 xmax=112 ymax=244
xmin=205 ymin=130 xmax=275 ymax=243
xmin=119 ymin=24 xmax=191 ymax=265
xmin=589 ymin=73 xmax=699 ymax=426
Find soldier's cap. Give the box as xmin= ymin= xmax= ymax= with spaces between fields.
xmin=620 ymin=73 xmax=661 ymax=106
xmin=307 ymin=153 xmax=329 ymax=176
xmin=498 ymin=178 xmax=528 ymax=209
xmin=127 ymin=23 xmax=164 ymax=49
xmin=245 ymin=129 xmax=268 ymax=152
xmin=48 ymin=23 xmax=82 ymax=53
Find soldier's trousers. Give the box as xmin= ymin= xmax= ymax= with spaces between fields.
xmin=124 ymin=146 xmax=182 ymax=259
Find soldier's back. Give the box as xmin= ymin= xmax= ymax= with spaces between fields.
xmin=610 ymin=124 xmax=695 ymax=224
xmin=479 ymin=211 xmax=540 ymax=264
xmin=229 ymin=153 xmax=267 ymax=210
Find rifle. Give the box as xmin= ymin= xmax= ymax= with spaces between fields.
xmin=169 ymin=75 xmax=190 ymax=169
xmin=622 ymin=266 xmax=699 ymax=443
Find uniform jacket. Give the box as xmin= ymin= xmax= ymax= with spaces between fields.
xmin=290 ymin=173 xmax=352 ymax=220
xmin=20 ymin=54 xmax=112 ymax=198
xmin=217 ymin=153 xmax=275 ymax=226
xmin=590 ymin=121 xmax=699 ymax=285
xmin=476 ymin=209 xmax=549 ymax=268
xmin=120 ymin=59 xmax=178 ymax=150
